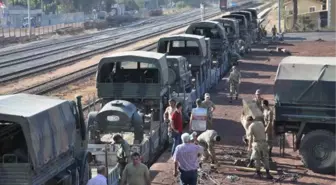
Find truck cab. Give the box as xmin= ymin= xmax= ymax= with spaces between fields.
xmin=185 ymin=21 xmax=229 ymax=79
xmin=157 ymin=34 xmax=211 ymax=98
xmin=274 ymin=56 xmax=336 ymax=174
xmin=222 ymin=13 xmax=251 ymax=54
xmin=0 ymin=93 xmax=90 ymax=185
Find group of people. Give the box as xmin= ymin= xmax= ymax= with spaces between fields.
xmin=243 ymin=89 xmax=274 ymax=180
xmin=164 ymin=93 xmax=222 ymax=185
xmin=87 ymin=134 xmax=151 ymax=185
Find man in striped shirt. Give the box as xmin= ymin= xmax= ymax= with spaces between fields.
xmin=173 ymin=133 xmax=203 ymax=185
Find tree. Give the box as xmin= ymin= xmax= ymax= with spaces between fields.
xmin=292 ymin=0 xmax=298 ymax=30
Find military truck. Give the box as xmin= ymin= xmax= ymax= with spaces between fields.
xmin=222 ymin=13 xmax=251 ymax=54
xmin=0 ymin=93 xmax=90 ymax=185
xmin=185 ymin=21 xmax=229 ymax=80
xmin=231 ymin=11 xmax=257 ymax=43
xmin=157 ymin=34 xmax=212 ymax=98
xmin=88 ymin=51 xmax=189 ymax=183
xmin=274 ymin=56 xmax=336 ymax=174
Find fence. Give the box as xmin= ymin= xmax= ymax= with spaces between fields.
xmin=0 ymin=22 xmax=83 ymax=39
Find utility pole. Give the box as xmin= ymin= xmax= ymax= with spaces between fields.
xmin=278 ymin=0 xmax=281 ymax=33
xmin=27 ymin=0 xmax=31 ymax=38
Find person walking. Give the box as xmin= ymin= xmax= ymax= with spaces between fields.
xmin=120 ymin=152 xmax=151 ymax=185
xmin=197 ymin=130 xmax=221 ymax=167
xmin=113 ymin=134 xmax=131 ymax=179
xmin=173 ymin=133 xmax=203 ymax=185
xmin=271 ymin=25 xmax=277 ymax=39
xmin=86 ymin=165 xmax=107 ymax=185
xmin=171 ymin=102 xmax=184 ymax=156
xmin=246 ymin=116 xmax=273 ymax=179
xmin=201 ymin=93 xmax=216 ymax=129
xmin=228 ymin=66 xmax=241 ymax=102
xmin=262 ymin=100 xmax=274 ymax=161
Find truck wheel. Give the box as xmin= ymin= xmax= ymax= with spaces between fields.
xmin=299 ymin=130 xmax=335 ymax=174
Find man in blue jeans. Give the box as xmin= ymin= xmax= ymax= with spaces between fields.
xmin=171 ymin=102 xmax=183 ymax=155
xmin=173 ymin=133 xmax=203 ymax=185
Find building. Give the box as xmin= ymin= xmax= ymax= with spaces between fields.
xmin=284 ymin=0 xmax=326 ymax=15
xmin=283 ymin=0 xmax=335 ymax=31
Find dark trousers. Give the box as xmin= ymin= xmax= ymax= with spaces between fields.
xmin=171 ymin=131 xmax=181 ymax=156
xmin=179 ymin=168 xmax=198 ymax=185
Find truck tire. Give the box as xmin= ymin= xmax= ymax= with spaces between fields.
xmin=299 ymin=130 xmax=335 ymax=174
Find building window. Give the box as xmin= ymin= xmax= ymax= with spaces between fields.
xmin=321 ymin=4 xmax=326 ymax=10
xmin=309 ymin=6 xmax=316 ymax=12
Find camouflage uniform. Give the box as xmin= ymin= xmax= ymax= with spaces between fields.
xmin=263 ymin=108 xmax=274 ymax=159
xmin=253 ymin=97 xmax=264 ymax=112
xmin=228 ymin=68 xmax=241 ymax=100
xmin=247 ymin=121 xmax=270 ymax=171
xmin=117 ymin=140 xmax=131 ymax=178
xmin=201 ymin=100 xmax=215 ymax=129
xmin=197 ymin=130 xmax=218 ymax=164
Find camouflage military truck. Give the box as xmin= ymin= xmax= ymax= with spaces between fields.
xmin=0 ymin=94 xmax=90 ymax=185
xmin=274 ymin=56 xmax=336 ymax=174
xmin=185 ymin=21 xmax=229 ymax=80
xmin=222 ymin=13 xmax=251 ymax=54
xmin=157 ymin=34 xmax=212 ymax=98
xmin=231 ymin=10 xmax=257 ymax=43
xmin=88 ymin=51 xmax=172 ymax=183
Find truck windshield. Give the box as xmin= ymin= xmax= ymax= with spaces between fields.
xmin=0 ymin=121 xmax=28 ymax=163
xmin=98 ymin=61 xmax=160 ymax=83
xmin=165 ymin=40 xmax=201 ymax=56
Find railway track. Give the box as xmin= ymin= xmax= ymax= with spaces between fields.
xmin=0 ymin=9 xmax=207 ymax=69
xmin=0 ymin=9 xmax=201 ymax=58
xmin=0 ymin=8 xmax=224 ymax=84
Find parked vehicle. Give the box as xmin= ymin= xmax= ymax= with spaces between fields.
xmin=231 ymin=11 xmax=258 ymax=43
xmin=222 ymin=13 xmax=251 ymax=54
xmin=274 ymin=56 xmax=336 ymax=174
xmin=157 ymin=34 xmax=212 ymax=98
xmin=185 ymin=21 xmax=229 ymax=79
xmin=0 ymin=93 xmax=90 ymax=185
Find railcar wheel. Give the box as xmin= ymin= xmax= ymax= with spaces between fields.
xmin=299 ymin=130 xmax=335 ymax=174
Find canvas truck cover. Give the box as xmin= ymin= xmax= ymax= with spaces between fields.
xmin=0 ymin=93 xmax=77 ymax=170
xmin=97 ymin=51 xmax=168 ymax=85
xmin=275 ymin=56 xmax=336 ymax=106
xmin=185 ymin=21 xmax=227 ymax=40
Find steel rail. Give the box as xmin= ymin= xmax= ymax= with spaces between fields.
xmin=0 ymin=9 xmax=202 ymax=57
xmin=0 ymin=9 xmax=209 ymax=68
xmin=0 ymin=10 xmax=224 ymax=84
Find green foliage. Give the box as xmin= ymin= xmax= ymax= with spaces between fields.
xmin=175 ymin=1 xmax=187 ymax=9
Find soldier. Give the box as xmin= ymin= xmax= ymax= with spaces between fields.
xmin=228 ymin=66 xmax=241 ymax=103
xmin=262 ymin=100 xmax=274 ymax=161
xmin=197 ymin=130 xmax=221 ymax=167
xmin=163 ymin=99 xmax=176 ymax=151
xmin=201 ymin=93 xmax=216 ymax=129
xmin=254 ymin=89 xmax=264 ymax=111
xmin=113 ymin=134 xmax=131 ymax=179
xmin=246 ymin=116 xmax=273 ymax=179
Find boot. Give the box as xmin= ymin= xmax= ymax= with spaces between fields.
xmin=254 ymin=170 xmax=262 ymax=179
xmin=247 ymin=159 xmax=255 ymax=168
xmin=266 ymin=170 xmax=274 ymax=179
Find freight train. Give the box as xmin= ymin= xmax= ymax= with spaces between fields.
xmin=0 ymin=2 xmax=271 ymax=185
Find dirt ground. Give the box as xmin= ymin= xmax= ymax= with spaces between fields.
xmin=150 ymin=41 xmax=336 ymax=185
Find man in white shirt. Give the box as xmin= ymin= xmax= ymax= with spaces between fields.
xmin=86 ymin=165 xmax=107 ymax=185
